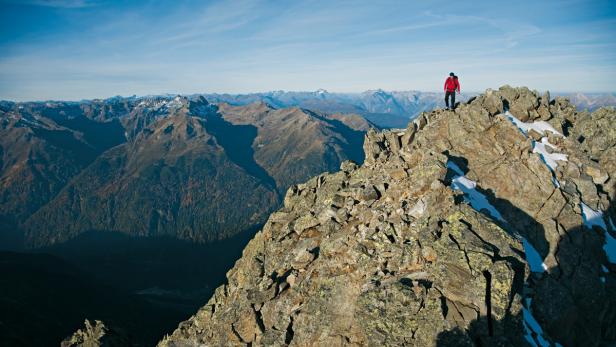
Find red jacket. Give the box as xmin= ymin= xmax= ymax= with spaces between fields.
xmin=444 ymin=77 xmax=460 ymax=92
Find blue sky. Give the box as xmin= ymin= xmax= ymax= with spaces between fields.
xmin=1 ymin=0 xmax=615 ymax=101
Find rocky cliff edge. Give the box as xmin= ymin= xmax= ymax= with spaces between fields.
xmin=67 ymin=86 xmax=610 ymax=347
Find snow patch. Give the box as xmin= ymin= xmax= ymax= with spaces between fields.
xmin=447 ymin=161 xmax=505 ymax=222
xmin=604 ymin=229 xmax=616 ymax=264
xmin=580 ymin=203 xmax=616 ymax=264
xmin=581 ymin=203 xmax=607 ymax=230
xmin=522 ymin=238 xmax=548 ymax=273
xmin=504 ymin=111 xmax=567 ymax=188
xmin=447 ymin=157 xmax=552 ymax=343
xmin=533 ymin=137 xmax=568 ymax=171
xmin=166 ymin=97 xmax=184 ymax=109
xmin=601 ymin=259 xmax=609 ymax=283
xmin=447 ymin=160 xmax=547 ymax=270
xmin=505 ymin=111 xmax=562 ymax=136
xmin=18 ymin=117 xmax=43 ymax=127
xmin=447 ymin=160 xmax=464 ymax=176
xmin=523 ymin=299 xmax=551 ymax=347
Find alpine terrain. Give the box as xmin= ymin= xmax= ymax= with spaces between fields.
xmin=147 ymin=86 xmax=615 ymax=347
xmin=1 ymin=96 xmax=370 ymax=248
xmin=202 ymin=90 xmax=616 ymax=128
xmin=0 ymin=96 xmax=372 ymax=346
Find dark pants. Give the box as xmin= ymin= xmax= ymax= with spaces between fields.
xmin=445 ymin=91 xmax=456 ymax=109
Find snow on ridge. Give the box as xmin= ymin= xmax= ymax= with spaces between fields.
xmin=166 ymin=97 xmax=184 ymax=109
xmin=522 ymin=238 xmax=549 ymax=272
xmin=605 ymin=225 xmax=616 ymax=265
xmin=581 ymin=202 xmax=607 ymax=230
xmin=504 ymin=112 xmax=568 ymax=171
xmin=533 ymin=137 xmax=568 ymax=171
xmin=580 ymin=203 xmax=616 ymax=264
xmin=450 ymin=111 xmax=576 ymax=346
xmin=447 ymin=161 xmax=464 ymax=176
xmin=447 ymin=161 xmax=504 ymax=222
xmin=505 ymin=111 xmax=562 ymax=137
xmin=523 ymin=299 xmax=551 ymax=347
xmin=504 ymin=111 xmax=567 ymax=188
xmin=446 ymin=160 xmax=547 ymax=273
xmin=18 ymin=116 xmax=44 ymax=127
xmin=445 ymin=158 xmax=552 ymax=345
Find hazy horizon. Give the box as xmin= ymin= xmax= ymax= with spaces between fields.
xmin=1 ymin=87 xmax=616 ymax=103
xmin=1 ymin=0 xmax=615 ymax=101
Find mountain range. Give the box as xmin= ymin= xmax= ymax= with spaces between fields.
xmin=0 ymin=96 xmax=370 ymax=248
xmin=0 ymin=95 xmax=372 ymax=345
xmin=3 ymin=90 xmax=612 ymax=133
xmin=201 ymin=90 xmax=455 ymax=128
xmin=201 ymin=89 xmax=615 ymax=128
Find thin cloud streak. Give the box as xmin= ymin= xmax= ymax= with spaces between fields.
xmin=0 ymin=0 xmax=97 ymax=8
xmin=0 ymin=0 xmax=614 ymax=100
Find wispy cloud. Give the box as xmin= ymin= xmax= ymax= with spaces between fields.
xmin=0 ymin=0 xmax=614 ymax=100
xmin=422 ymin=11 xmax=542 ymax=48
xmin=1 ymin=0 xmax=97 ymax=8
xmin=365 ymin=22 xmax=454 ymax=36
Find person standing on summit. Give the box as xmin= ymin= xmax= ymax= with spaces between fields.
xmin=444 ymin=72 xmax=460 ymax=110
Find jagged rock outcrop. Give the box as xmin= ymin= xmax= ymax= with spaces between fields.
xmin=159 ymin=86 xmax=616 ymax=346
xmin=61 ymin=320 xmax=129 ymax=347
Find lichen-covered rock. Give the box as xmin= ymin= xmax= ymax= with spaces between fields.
xmin=159 ymin=87 xmax=616 ymax=347
xmin=61 ymin=320 xmax=130 ymax=347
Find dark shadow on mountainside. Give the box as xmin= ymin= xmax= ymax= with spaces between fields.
xmin=436 ymin=191 xmax=616 ymax=346
xmin=203 ymin=108 xmax=277 ymax=191
xmin=304 ymin=109 xmax=366 ymax=165
xmin=1 ymin=226 xmax=260 ymax=346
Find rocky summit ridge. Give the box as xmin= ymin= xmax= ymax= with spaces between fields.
xmin=67 ymin=86 xmax=616 ymax=346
